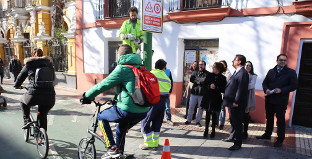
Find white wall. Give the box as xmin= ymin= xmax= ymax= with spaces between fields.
xmin=83 ymin=0 xmax=297 ymax=24
xmin=151 ymin=14 xmax=310 ymax=90
xmin=82 ymin=0 xmax=310 ymax=90
xmin=83 ymin=27 xmax=105 ymax=74
xmin=83 ymin=0 xmax=98 ymax=23
xmin=226 ymin=0 xmax=295 ymax=9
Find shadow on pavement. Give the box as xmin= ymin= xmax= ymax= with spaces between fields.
xmin=49 ymin=139 xmax=79 ymax=159
xmin=49 ymin=109 xmax=92 ymax=116
xmin=0 ymin=127 xmax=37 ymax=159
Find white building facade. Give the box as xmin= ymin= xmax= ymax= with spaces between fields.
xmin=76 ymin=0 xmax=312 ymax=127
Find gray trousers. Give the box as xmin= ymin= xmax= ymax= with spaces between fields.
xmin=186 ymin=94 xmax=204 ymax=123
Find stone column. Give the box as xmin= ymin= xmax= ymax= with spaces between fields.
xmin=34 ymin=22 xmax=52 ymax=56
xmin=37 ymin=7 xmax=52 ymax=36
xmin=0 ymin=44 xmax=4 ymax=60
xmin=63 ymin=33 xmax=76 ymax=75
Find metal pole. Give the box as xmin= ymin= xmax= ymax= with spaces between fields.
xmin=143 ymin=32 xmax=152 ymax=71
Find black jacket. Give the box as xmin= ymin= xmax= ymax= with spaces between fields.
xmin=222 ymin=67 xmax=249 ymax=108
xmin=262 ymin=65 xmax=297 ymax=106
xmin=201 ymin=73 xmax=226 ymax=111
xmin=190 ymin=69 xmax=210 ymax=96
xmin=9 ymin=59 xmax=22 ymax=74
xmin=14 ymin=56 xmax=55 ymax=95
xmin=0 ymin=60 xmax=4 ymax=74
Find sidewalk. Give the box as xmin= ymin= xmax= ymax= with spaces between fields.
xmin=2 ymin=77 xmax=311 ymax=158
xmin=168 ymin=106 xmax=312 ymax=157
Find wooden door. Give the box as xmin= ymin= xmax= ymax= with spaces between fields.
xmin=293 ymin=42 xmax=312 ymax=127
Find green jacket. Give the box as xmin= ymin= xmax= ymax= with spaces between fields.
xmin=85 ymin=54 xmax=149 ymax=113
xmin=119 ymin=19 xmax=144 ymax=53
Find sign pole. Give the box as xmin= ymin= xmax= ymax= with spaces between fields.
xmin=142 ymin=0 xmax=163 ymax=71
xmin=143 ymin=32 xmax=152 ymax=71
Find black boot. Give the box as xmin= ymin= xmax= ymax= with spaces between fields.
xmin=210 ymin=128 xmax=215 ymax=138
xmin=203 ymin=129 xmax=208 ymax=138
xmin=242 ymin=122 xmax=249 ymax=139
xmin=210 ymin=111 xmax=216 ymax=138
xmin=204 ymin=111 xmax=211 ymax=138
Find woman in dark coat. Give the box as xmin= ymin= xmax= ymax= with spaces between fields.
xmin=0 ymin=58 xmax=4 ymax=84
xmin=14 ymin=49 xmax=55 ymax=131
xmin=201 ymin=62 xmax=226 ymax=138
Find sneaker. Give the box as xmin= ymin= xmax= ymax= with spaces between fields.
xmin=101 ymin=146 xmax=121 ymax=159
xmin=22 ymin=120 xmax=32 ymax=129
xmin=139 ymin=143 xmax=150 ymax=150
xmin=184 ymin=121 xmax=191 ymax=125
xmin=195 ymin=122 xmax=201 ymax=127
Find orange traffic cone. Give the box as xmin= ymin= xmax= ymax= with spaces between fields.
xmin=161 ymin=139 xmax=171 ymax=159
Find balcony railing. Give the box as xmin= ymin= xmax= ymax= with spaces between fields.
xmin=97 ymin=0 xmax=135 ymax=20
xmin=25 ymin=0 xmax=38 ymax=7
xmin=169 ymin=0 xmax=224 ymax=12
xmin=10 ymin=0 xmax=27 ymax=8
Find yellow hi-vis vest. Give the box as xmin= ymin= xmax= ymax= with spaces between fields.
xmin=119 ymin=19 xmax=144 ymax=53
xmin=151 ymin=69 xmax=171 ymax=95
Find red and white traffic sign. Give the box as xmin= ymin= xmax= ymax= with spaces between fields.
xmin=154 ymin=3 xmax=161 ymax=14
xmin=142 ymin=0 xmax=163 ymax=33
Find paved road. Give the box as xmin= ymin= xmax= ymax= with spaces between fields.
xmin=0 ymin=79 xmax=310 ymax=159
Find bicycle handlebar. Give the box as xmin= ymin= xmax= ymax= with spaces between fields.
xmin=92 ymin=100 xmax=112 ymax=107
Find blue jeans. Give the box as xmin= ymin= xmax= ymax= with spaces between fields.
xmin=220 ymin=105 xmax=226 ymax=126
xmin=165 ymin=97 xmax=171 ymax=121
xmin=97 ymin=105 xmax=147 ymax=151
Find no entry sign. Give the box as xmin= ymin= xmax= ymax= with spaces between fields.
xmin=142 ymin=0 xmax=163 ymax=33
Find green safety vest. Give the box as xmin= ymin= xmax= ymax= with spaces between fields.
xmin=151 ymin=69 xmax=171 ymax=95
xmin=119 ymin=19 xmax=144 ymax=53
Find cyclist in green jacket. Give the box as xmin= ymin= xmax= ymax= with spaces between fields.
xmin=119 ymin=7 xmax=144 ymax=54
xmin=80 ymin=44 xmax=148 ymax=158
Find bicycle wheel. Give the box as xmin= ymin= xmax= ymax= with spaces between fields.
xmin=23 ymin=127 xmax=30 ymax=142
xmin=78 ymin=138 xmax=96 ymax=159
xmin=36 ymin=128 xmax=49 ymax=159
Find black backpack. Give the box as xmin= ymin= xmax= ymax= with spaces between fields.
xmin=34 ymin=66 xmax=55 ymax=88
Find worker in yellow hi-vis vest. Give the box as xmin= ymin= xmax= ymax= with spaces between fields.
xmin=139 ymin=59 xmax=172 ymax=150
xmin=119 ymin=7 xmax=144 ymax=54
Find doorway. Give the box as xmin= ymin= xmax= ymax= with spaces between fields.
xmin=108 ymin=41 xmax=122 ymax=73
xmin=293 ymin=42 xmax=312 ymax=128
xmin=107 ymin=41 xmax=122 ymax=95
xmin=182 ymin=39 xmax=219 ymax=104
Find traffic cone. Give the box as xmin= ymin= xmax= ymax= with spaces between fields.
xmin=161 ymin=139 xmax=171 ymax=159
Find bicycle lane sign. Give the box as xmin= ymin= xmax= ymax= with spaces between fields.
xmin=142 ymin=0 xmax=163 ymax=33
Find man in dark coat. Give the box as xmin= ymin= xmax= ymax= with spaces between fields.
xmin=9 ymin=55 xmax=22 ymax=82
xmin=184 ymin=60 xmax=210 ymax=127
xmin=256 ymin=54 xmax=297 ymax=147
xmin=14 ymin=49 xmax=55 ymax=131
xmin=222 ymin=54 xmax=249 ymax=151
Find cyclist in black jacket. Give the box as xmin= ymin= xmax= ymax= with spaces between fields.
xmin=14 ymin=49 xmax=55 ymax=131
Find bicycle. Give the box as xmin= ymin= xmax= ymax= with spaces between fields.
xmin=77 ymin=100 xmax=131 ymax=159
xmin=20 ymin=86 xmax=49 ymax=159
